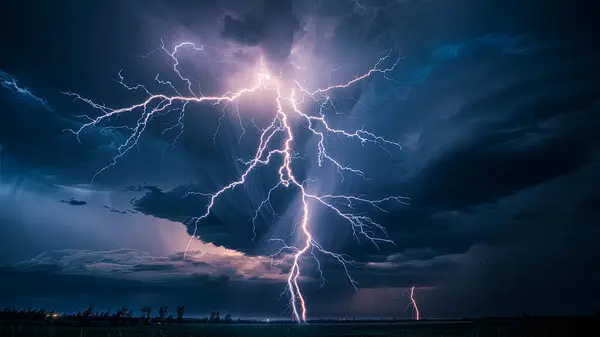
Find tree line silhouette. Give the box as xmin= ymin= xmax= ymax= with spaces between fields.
xmin=0 ymin=305 xmax=233 ymax=326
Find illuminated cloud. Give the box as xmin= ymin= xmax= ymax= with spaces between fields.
xmin=13 ymin=248 xmax=289 ymax=282
xmin=0 ymin=70 xmax=52 ymax=111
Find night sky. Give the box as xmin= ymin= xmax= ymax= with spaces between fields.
xmin=1 ymin=0 xmax=599 ymax=319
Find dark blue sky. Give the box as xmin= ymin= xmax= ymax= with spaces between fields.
xmin=1 ymin=0 xmax=599 ymax=318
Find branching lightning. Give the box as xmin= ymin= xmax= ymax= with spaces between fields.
xmin=65 ymin=40 xmax=417 ymax=323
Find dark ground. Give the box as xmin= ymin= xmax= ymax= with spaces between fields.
xmin=1 ymin=317 xmax=598 ymax=337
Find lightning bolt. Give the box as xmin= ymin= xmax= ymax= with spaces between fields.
xmin=65 ymin=40 xmax=415 ymax=323
xmin=395 ymin=286 xmax=421 ymax=320
xmin=409 ymin=286 xmax=420 ymax=320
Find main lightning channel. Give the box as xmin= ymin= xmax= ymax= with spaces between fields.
xmin=410 ymin=286 xmax=421 ymax=321
xmin=65 ymin=41 xmax=415 ymax=322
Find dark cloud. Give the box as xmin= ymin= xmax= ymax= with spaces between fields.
xmin=221 ymin=14 xmax=263 ymax=47
xmin=61 ymin=198 xmax=87 ymax=206
xmin=123 ymin=184 xmax=162 ymax=193
xmin=405 ymin=60 xmax=600 ymax=211
xmin=131 ymin=184 xmax=199 ymax=223
xmin=420 ymin=227 xmax=600 ymax=317
xmin=103 ymin=205 xmax=128 ymax=214
xmin=220 ymin=0 xmax=301 ymax=67
xmin=131 ymin=173 xmax=302 ymax=255
xmin=130 ymin=264 xmax=177 ymax=272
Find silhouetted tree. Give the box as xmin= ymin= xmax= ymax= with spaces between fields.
xmin=0 ymin=308 xmax=52 ymax=321
xmin=176 ymin=305 xmax=185 ymax=323
xmin=215 ymin=311 xmax=220 ymax=323
xmin=140 ymin=306 xmax=152 ymax=323
xmin=83 ymin=304 xmax=94 ymax=318
xmin=110 ymin=306 xmax=131 ymax=326
xmin=123 ymin=307 xmax=133 ymax=323
xmin=158 ymin=306 xmax=168 ymax=323
xmin=210 ymin=312 xmax=216 ymax=322
xmin=224 ymin=314 xmax=232 ymax=323
xmin=75 ymin=304 xmax=95 ymax=324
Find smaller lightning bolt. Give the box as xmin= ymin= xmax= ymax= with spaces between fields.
xmin=394 ymin=286 xmax=421 ymax=320
xmin=409 ymin=286 xmax=420 ymax=320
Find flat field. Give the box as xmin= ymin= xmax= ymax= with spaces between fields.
xmin=0 ymin=322 xmax=472 ymax=337
xmin=0 ymin=319 xmax=592 ymax=337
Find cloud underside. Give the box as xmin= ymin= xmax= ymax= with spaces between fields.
xmin=3 ymin=247 xmax=463 ymax=316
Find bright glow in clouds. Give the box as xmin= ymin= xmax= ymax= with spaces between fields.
xmin=64 ymin=40 xmax=418 ymax=322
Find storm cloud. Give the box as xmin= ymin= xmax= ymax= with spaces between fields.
xmin=221 ymin=0 xmax=301 ymax=67
xmin=1 ymin=0 xmax=599 ymax=318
